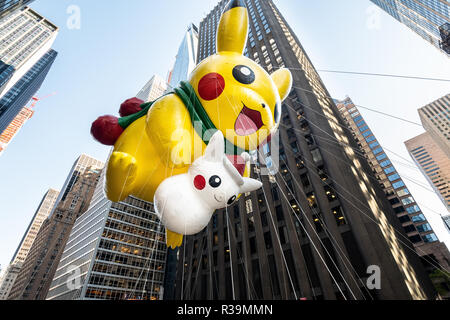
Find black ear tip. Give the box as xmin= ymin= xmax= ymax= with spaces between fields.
xmin=224 ymin=0 xmax=247 ymax=12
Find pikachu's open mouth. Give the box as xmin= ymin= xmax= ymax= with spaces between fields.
xmin=235 ymin=103 xmax=264 ymax=136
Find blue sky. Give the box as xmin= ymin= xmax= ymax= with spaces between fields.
xmin=0 ymin=0 xmax=449 ymax=273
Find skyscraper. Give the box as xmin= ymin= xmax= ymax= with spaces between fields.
xmin=405 ymin=94 xmax=450 ymax=212
xmin=337 ymin=97 xmax=450 ymax=290
xmin=0 ymin=49 xmax=57 ymax=135
xmin=176 ymin=0 xmax=435 ymax=300
xmin=0 ymin=104 xmax=33 ymax=155
xmin=46 ymin=170 xmax=166 ymax=301
xmin=405 ymin=133 xmax=450 ymax=211
xmin=50 ymin=154 xmax=105 ymax=217
xmin=8 ymin=159 xmax=103 ymax=300
xmin=135 ymin=75 xmax=167 ymax=102
xmin=167 ymin=24 xmax=199 ymax=90
xmin=0 ymin=188 xmax=59 ymax=300
xmin=370 ymin=0 xmax=450 ymax=56
xmin=418 ymin=94 xmax=450 ymax=158
xmin=0 ymin=7 xmax=58 ymax=99
xmin=0 ymin=0 xmax=34 ymax=19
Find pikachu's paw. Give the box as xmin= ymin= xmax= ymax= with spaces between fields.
xmin=166 ymin=229 xmax=184 ymax=249
xmin=105 ymin=152 xmax=138 ymax=202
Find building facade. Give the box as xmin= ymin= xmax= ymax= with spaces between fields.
xmin=0 ymin=262 xmax=22 ymax=300
xmin=50 ymin=154 xmax=104 ymax=217
xmin=0 ymin=188 xmax=59 ymax=300
xmin=405 ymin=132 xmax=450 ymax=211
xmin=46 ymin=170 xmax=166 ymax=301
xmin=337 ymin=97 xmax=450 ymax=292
xmin=0 ymin=7 xmax=58 ymax=100
xmin=167 ymin=23 xmax=199 ymax=90
xmin=370 ymin=0 xmax=450 ymax=55
xmin=175 ymin=0 xmax=436 ymax=301
xmin=418 ymin=94 xmax=450 ymax=158
xmin=0 ymin=49 xmax=57 ymax=135
xmin=8 ymin=161 xmax=102 ymax=300
xmin=0 ymin=104 xmax=33 ymax=155
xmin=135 ymin=74 xmax=167 ymax=102
xmin=0 ymin=0 xmax=34 ymax=19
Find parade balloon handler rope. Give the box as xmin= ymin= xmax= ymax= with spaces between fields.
xmin=218 ymin=83 xmax=347 ymax=300
xmin=277 ymin=153 xmax=375 ymax=300
xmin=270 ymin=151 xmax=365 ymax=300
xmin=280 ymin=94 xmax=450 ymax=276
xmin=210 ymin=78 xmax=351 ymax=300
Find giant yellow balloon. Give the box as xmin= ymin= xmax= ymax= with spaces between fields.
xmin=91 ymin=0 xmax=292 ymax=248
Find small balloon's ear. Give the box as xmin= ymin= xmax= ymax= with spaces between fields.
xmin=240 ymin=178 xmax=263 ymax=194
xmin=271 ymin=68 xmax=293 ymax=102
xmin=205 ymin=131 xmax=225 ymax=162
xmin=217 ymin=0 xmax=249 ymax=54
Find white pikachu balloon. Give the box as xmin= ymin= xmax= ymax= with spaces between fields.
xmin=154 ymin=131 xmax=263 ymax=235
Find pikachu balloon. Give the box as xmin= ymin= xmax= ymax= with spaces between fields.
xmin=91 ymin=0 xmax=292 ymax=248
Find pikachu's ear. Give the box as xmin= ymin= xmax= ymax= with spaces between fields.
xmin=217 ymin=0 xmax=249 ymax=54
xmin=271 ymin=68 xmax=293 ymax=102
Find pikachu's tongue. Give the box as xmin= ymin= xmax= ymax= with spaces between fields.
xmin=226 ymin=155 xmax=246 ymax=176
xmin=235 ymin=113 xmax=258 ymax=136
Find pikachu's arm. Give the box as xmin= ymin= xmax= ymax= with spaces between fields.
xmin=146 ymin=94 xmax=193 ymax=168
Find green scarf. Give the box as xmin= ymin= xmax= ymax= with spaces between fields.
xmin=118 ymin=81 xmax=247 ymax=155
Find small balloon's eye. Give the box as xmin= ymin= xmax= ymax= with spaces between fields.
xmin=233 ymin=65 xmax=255 ymax=85
xmin=209 ymin=175 xmax=222 ymax=188
xmin=227 ymin=195 xmax=237 ymax=206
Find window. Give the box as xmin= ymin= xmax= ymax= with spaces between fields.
xmin=388 ymin=173 xmax=400 ymax=182
xmin=401 ymin=197 xmax=414 ymax=206
xmin=417 ymin=223 xmax=432 ymax=233
xmin=362 ymin=131 xmax=372 ymax=138
xmin=406 ymin=205 xmax=420 ymax=214
xmin=384 ymin=167 xmax=395 ymax=174
xmin=392 ymin=181 xmax=405 ymax=189
xmin=359 ymin=125 xmax=369 ymax=133
xmin=356 ymin=121 xmax=366 ymax=128
xmin=332 ymin=206 xmax=347 ymax=226
xmin=311 ymin=149 xmax=323 ymax=164
xmin=399 ymin=215 xmax=411 ymax=223
xmin=376 ymin=154 xmax=387 ymax=161
xmin=372 ymin=147 xmax=383 ymax=155
xmin=369 ymin=142 xmax=380 ymax=149
xmin=411 ymin=214 xmax=426 ymax=223
xmin=366 ymin=136 xmax=376 ymax=143
xmin=403 ymin=225 xmax=416 ymax=233
xmin=397 ymin=188 xmax=410 ymax=197
xmin=380 ymin=160 xmax=392 ymax=168
xmin=422 ymin=233 xmax=438 ymax=243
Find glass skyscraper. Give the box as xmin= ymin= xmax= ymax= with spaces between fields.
xmin=370 ymin=0 xmax=450 ymax=55
xmin=0 ymin=7 xmax=58 ymax=100
xmin=0 ymin=49 xmax=57 ymax=135
xmin=167 ymin=23 xmax=199 ymax=90
xmin=0 ymin=0 xmax=34 ymax=19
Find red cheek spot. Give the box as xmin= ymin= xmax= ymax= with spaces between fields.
xmin=194 ymin=175 xmax=206 ymax=190
xmin=198 ymin=73 xmax=225 ymax=101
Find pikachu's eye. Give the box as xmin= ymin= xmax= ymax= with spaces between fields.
xmin=233 ymin=65 xmax=255 ymax=85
